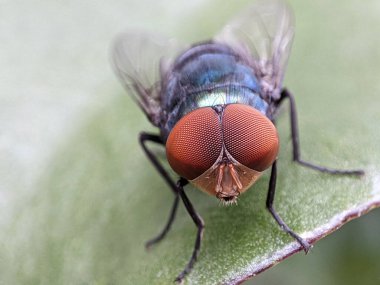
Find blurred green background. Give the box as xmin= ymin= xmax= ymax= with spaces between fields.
xmin=1 ymin=0 xmax=379 ymax=284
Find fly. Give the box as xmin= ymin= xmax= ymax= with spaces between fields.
xmin=111 ymin=1 xmax=364 ymax=282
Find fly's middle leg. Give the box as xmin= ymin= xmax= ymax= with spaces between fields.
xmin=278 ymin=88 xmax=364 ymax=176
xmin=139 ymin=132 xmax=180 ymax=247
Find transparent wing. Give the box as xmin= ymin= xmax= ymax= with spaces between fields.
xmin=111 ymin=31 xmax=182 ymax=126
xmin=215 ymin=0 xmax=295 ymax=100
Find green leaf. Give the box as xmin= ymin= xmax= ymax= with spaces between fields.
xmin=1 ymin=1 xmax=379 ymax=285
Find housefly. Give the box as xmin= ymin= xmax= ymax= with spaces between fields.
xmin=111 ymin=1 xmax=364 ymax=282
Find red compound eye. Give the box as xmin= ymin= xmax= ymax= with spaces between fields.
xmin=166 ymin=107 xmax=223 ymax=180
xmin=222 ymin=104 xmax=279 ymax=171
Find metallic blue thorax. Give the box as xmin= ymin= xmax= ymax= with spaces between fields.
xmin=161 ymin=42 xmax=269 ymax=140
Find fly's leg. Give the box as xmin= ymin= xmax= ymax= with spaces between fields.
xmin=140 ymin=133 xmax=205 ymax=283
xmin=145 ymin=195 xmax=180 ymax=249
xmin=139 ymin=132 xmax=180 ymax=248
xmin=175 ymin=177 xmax=205 ymax=283
xmin=279 ymin=89 xmax=364 ymax=176
xmin=267 ymin=160 xmax=311 ymax=252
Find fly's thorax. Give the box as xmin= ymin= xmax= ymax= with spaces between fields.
xmin=159 ymin=42 xmax=271 ymax=141
xmin=165 ymin=104 xmax=279 ymax=204
xmin=161 ymin=87 xmax=270 ymax=141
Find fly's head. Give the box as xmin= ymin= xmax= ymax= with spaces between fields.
xmin=166 ymin=104 xmax=279 ymax=205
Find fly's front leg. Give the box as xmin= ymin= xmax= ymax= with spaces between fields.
xmin=279 ymin=89 xmax=364 ymax=176
xmin=139 ymin=132 xmax=180 ymax=248
xmin=266 ymin=160 xmax=311 ymax=252
xmin=140 ymin=133 xmax=205 ymax=282
xmin=175 ymin=177 xmax=205 ymax=283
